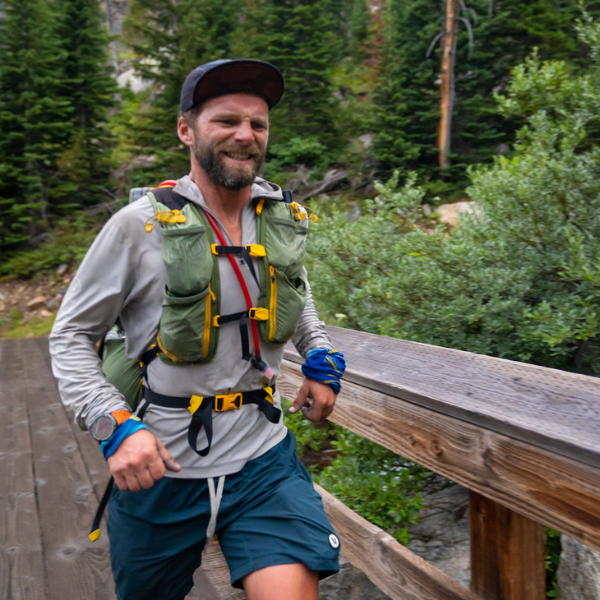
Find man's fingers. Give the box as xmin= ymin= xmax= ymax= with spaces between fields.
xmin=124 ymin=473 xmax=141 ymax=492
xmin=113 ymin=473 xmax=128 ymax=491
xmin=156 ymin=438 xmax=181 ymax=472
xmin=289 ymin=380 xmax=311 ymax=414
xmin=136 ymin=468 xmax=156 ymax=490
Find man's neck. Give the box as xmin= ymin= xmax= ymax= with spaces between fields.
xmin=189 ymin=166 xmax=252 ymax=245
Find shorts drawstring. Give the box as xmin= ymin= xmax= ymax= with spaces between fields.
xmin=206 ymin=475 xmax=225 ymax=540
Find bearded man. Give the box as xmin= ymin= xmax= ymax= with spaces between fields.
xmin=49 ymin=60 xmax=345 ymax=600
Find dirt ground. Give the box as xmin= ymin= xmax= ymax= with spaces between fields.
xmin=0 ymin=265 xmax=74 ymax=339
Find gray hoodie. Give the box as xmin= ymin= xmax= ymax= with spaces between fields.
xmin=49 ymin=175 xmax=332 ymax=478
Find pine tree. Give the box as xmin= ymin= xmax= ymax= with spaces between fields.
xmin=0 ymin=0 xmax=74 ymax=249
xmin=244 ymin=0 xmax=341 ymax=148
xmin=371 ymin=0 xmax=600 ymax=196
xmin=54 ymin=0 xmax=117 ymax=204
xmin=124 ymin=0 xmax=245 ymax=181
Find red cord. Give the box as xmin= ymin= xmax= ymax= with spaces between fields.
xmin=202 ymin=210 xmax=263 ymax=360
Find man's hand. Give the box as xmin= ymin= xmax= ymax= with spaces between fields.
xmin=288 ymin=379 xmax=337 ymax=422
xmin=108 ymin=429 xmax=181 ymax=492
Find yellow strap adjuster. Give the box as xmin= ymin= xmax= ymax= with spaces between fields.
xmin=155 ymin=209 xmax=187 ymax=224
xmin=256 ymin=198 xmax=265 ymax=215
xmin=188 ymin=395 xmax=204 ymax=415
xmin=245 ymin=244 xmax=266 ymax=257
xmin=215 ymin=392 xmax=243 ymax=412
xmin=89 ymin=529 xmax=101 ymax=542
xmin=249 ymin=307 xmax=269 ymax=321
xmin=263 ymin=386 xmax=274 ymax=405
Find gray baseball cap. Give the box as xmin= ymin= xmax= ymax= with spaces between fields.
xmin=180 ymin=59 xmax=284 ymax=112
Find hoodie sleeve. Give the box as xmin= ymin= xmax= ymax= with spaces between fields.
xmin=49 ymin=216 xmax=135 ymax=430
xmin=291 ymin=267 xmax=333 ymax=358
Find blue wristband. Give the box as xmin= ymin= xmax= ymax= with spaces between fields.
xmin=301 ymin=348 xmax=346 ymax=394
xmin=100 ymin=417 xmax=148 ymax=460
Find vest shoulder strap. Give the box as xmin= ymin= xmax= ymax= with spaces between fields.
xmin=150 ymin=186 xmax=188 ymax=211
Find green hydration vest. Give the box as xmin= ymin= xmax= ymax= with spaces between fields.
xmin=146 ymin=186 xmax=311 ymax=366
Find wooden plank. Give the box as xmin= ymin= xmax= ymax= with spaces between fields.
xmin=35 ymin=337 xmax=223 ymax=600
xmin=0 ymin=340 xmax=47 ymax=600
xmin=314 ymin=484 xmax=478 ymax=600
xmin=470 ymin=491 xmax=545 ymax=600
xmin=201 ymin=539 xmax=247 ymax=600
xmin=285 ymin=326 xmax=600 ymax=470
xmin=14 ymin=338 xmax=116 ymax=600
xmin=278 ymin=359 xmax=600 ymax=551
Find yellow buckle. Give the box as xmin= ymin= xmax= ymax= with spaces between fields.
xmin=249 ymin=307 xmax=269 ymax=321
xmin=215 ymin=393 xmax=243 ymax=412
xmin=245 ymin=244 xmax=266 ymax=257
xmin=213 ymin=315 xmax=220 ymax=327
xmin=211 ymin=243 xmax=219 ymax=255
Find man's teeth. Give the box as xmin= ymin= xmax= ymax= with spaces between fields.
xmin=225 ymin=152 xmax=251 ymax=160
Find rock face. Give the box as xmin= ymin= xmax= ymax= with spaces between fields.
xmin=558 ymin=536 xmax=600 ymax=600
xmin=407 ymin=484 xmax=471 ymax=588
xmin=436 ymin=201 xmax=478 ymax=228
xmin=319 ymin=557 xmax=391 ymax=600
xmin=318 ymin=483 xmax=471 ymax=600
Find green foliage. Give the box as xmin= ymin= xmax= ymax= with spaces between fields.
xmin=0 ymin=0 xmax=116 ymax=252
xmin=0 ymin=215 xmax=104 ymax=280
xmin=371 ymin=0 xmax=600 ymax=196
xmin=316 ymin=431 xmax=430 ymax=544
xmin=244 ymin=0 xmax=341 ymax=147
xmin=124 ymin=0 xmax=246 ymax=180
xmin=0 ymin=0 xmax=73 ymax=248
xmin=309 ymin=27 xmax=600 ymax=374
xmin=1 ymin=311 xmax=56 ymax=339
xmin=282 ymin=398 xmax=429 ymax=543
xmin=54 ymin=0 xmax=117 ymax=201
xmin=545 ymin=528 xmax=562 ymax=597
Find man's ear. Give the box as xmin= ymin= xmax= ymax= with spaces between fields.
xmin=177 ymin=116 xmax=194 ymax=148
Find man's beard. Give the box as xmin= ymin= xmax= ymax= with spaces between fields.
xmin=193 ymin=138 xmax=266 ymax=191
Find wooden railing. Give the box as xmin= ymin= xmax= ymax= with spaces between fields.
xmin=275 ymin=326 xmax=600 ymax=600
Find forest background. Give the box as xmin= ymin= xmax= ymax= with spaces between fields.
xmin=3 ymin=0 xmax=600 ymax=596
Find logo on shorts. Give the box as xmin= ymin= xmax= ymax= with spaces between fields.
xmin=329 ymin=534 xmax=340 ymax=549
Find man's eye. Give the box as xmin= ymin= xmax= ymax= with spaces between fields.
xmin=220 ymin=120 xmax=237 ymax=126
xmin=252 ymin=123 xmax=267 ymax=131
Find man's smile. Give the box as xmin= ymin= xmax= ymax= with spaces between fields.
xmin=223 ymin=150 xmax=254 ymax=163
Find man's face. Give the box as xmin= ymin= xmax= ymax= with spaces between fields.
xmin=189 ymin=93 xmax=269 ymax=190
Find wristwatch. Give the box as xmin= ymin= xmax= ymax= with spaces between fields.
xmin=90 ymin=410 xmax=131 ymax=441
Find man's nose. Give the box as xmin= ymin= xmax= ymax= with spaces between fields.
xmin=233 ymin=121 xmax=255 ymax=144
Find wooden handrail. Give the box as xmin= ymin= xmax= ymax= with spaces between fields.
xmin=277 ymin=326 xmax=600 ymax=600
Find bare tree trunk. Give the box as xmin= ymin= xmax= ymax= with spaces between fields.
xmin=438 ymin=0 xmax=459 ymax=170
xmin=104 ymin=0 xmax=129 ymax=73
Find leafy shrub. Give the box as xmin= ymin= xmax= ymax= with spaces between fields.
xmin=282 ymin=398 xmax=429 ymax=543
xmin=307 ymin=34 xmax=600 ymax=375
xmin=0 ymin=215 xmax=105 ymax=280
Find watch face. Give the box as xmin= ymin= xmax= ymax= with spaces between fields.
xmin=91 ymin=415 xmax=117 ymax=441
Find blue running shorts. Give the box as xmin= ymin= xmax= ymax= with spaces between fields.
xmin=107 ymin=431 xmax=341 ymax=600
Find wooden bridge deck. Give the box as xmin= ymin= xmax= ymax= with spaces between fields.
xmin=0 ymin=337 xmax=237 ymax=600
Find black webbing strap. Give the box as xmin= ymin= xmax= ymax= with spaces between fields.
xmin=142 ymin=386 xmax=281 ymax=457
xmin=212 ymin=245 xmax=260 ymax=287
xmin=140 ymin=346 xmax=159 ymax=384
xmin=90 ymin=476 xmax=114 ymax=541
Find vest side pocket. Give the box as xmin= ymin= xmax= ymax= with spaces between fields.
xmin=265 ymin=216 xmax=308 ymax=280
xmin=161 ymin=225 xmax=213 ymax=297
xmin=158 ymin=286 xmax=213 ymax=364
xmin=262 ymin=267 xmax=307 ymax=343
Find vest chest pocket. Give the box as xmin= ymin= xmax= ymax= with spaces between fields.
xmin=161 ymin=225 xmax=213 ymax=297
xmin=158 ymin=285 xmax=217 ymax=364
xmin=265 ymin=216 xmax=308 ymax=281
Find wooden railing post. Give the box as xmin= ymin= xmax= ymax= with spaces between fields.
xmin=470 ymin=491 xmax=545 ymax=600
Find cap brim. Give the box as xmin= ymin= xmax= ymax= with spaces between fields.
xmin=192 ymin=60 xmax=284 ymax=110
